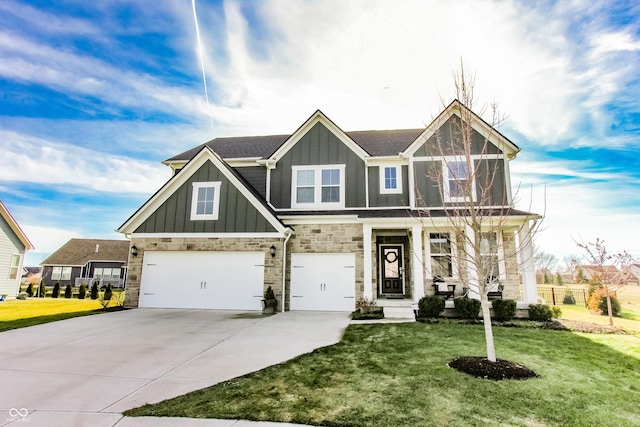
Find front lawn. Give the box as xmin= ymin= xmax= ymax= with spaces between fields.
xmin=0 ymin=296 xmax=123 ymax=332
xmin=126 ymin=322 xmax=640 ymax=426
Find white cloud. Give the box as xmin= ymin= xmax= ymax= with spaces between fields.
xmin=0 ymin=130 xmax=167 ymax=194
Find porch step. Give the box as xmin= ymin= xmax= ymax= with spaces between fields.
xmin=377 ymin=300 xmax=416 ymax=320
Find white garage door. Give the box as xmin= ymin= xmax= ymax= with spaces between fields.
xmin=139 ymin=251 xmax=264 ymax=310
xmin=290 ymin=253 xmax=356 ymax=311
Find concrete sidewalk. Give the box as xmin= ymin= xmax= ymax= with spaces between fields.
xmin=0 ymin=309 xmax=350 ymax=427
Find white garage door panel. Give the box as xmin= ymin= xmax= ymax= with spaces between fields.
xmin=139 ymin=251 xmax=264 ymax=310
xmin=290 ymin=253 xmax=356 ymax=312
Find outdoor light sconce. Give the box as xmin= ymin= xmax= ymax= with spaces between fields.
xmin=270 ymin=245 xmax=276 ymax=258
xmin=131 ymin=245 xmax=138 ymax=257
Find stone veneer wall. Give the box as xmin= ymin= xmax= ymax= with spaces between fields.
xmin=284 ymin=223 xmax=364 ymax=310
xmin=124 ymin=237 xmax=284 ymax=308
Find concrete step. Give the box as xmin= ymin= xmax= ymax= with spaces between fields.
xmin=382 ymin=305 xmax=416 ymax=320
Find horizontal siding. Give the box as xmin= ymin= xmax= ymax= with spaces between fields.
xmin=0 ymin=216 xmax=25 ymax=297
xmin=135 ymin=161 xmax=277 ymax=234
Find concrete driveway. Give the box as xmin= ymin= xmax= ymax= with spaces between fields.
xmin=0 ymin=309 xmax=350 ymax=427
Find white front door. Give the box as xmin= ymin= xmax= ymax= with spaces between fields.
xmin=290 ymin=253 xmax=356 ymax=311
xmin=139 ymin=251 xmax=264 ymax=310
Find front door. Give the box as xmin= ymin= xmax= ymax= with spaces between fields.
xmin=380 ymin=245 xmax=404 ymax=295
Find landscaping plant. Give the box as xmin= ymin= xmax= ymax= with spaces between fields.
xmin=492 ymin=299 xmax=516 ymax=321
xmin=38 ymin=282 xmax=46 ymax=297
xmin=453 ymin=297 xmax=481 ymax=319
xmin=26 ymin=283 xmax=33 ymax=297
xmin=418 ymin=295 xmax=445 ymax=318
xmin=78 ymin=284 xmax=87 ymax=299
xmin=90 ymin=282 xmax=99 ymax=300
xmin=52 ymin=282 xmax=61 ymax=298
xmin=64 ymin=284 xmax=72 ymax=299
xmin=528 ymin=304 xmax=553 ymax=321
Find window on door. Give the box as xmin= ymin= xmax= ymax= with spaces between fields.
xmin=291 ymin=165 xmax=345 ymax=209
xmin=190 ymin=181 xmax=222 ymax=220
xmin=430 ymin=233 xmax=453 ymax=278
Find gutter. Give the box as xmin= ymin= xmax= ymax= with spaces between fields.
xmin=281 ymin=228 xmax=294 ymax=313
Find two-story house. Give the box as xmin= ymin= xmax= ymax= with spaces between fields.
xmin=118 ymin=100 xmax=540 ymax=314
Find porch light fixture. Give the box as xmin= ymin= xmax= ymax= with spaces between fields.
xmin=131 ymin=245 xmax=138 ymax=257
xmin=270 ymin=245 xmax=276 ymax=258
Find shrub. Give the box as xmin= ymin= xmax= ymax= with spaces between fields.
xmin=454 ymin=297 xmax=481 ymax=319
xmin=492 ymin=299 xmax=517 ymax=321
xmin=38 ymin=282 xmax=46 ymax=297
xmin=528 ymin=304 xmax=553 ymax=321
xmin=90 ymin=282 xmax=99 ymax=300
xmin=26 ymin=283 xmax=33 ymax=297
xmin=264 ymin=285 xmax=276 ymax=300
xmin=551 ymin=306 xmax=562 ymax=319
xmin=64 ymin=284 xmax=72 ymax=299
xmin=103 ymin=284 xmax=113 ymax=301
xmin=78 ymin=284 xmax=87 ymax=299
xmin=418 ymin=295 xmax=445 ymax=318
xmin=562 ymin=289 xmax=576 ymax=305
xmin=52 ymin=282 xmax=60 ymax=298
xmin=555 ymin=272 xmax=564 ymax=285
xmin=356 ymin=297 xmax=378 ymax=314
xmin=588 ymin=288 xmax=621 ymax=317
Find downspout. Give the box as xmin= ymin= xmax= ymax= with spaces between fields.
xmin=281 ymin=229 xmax=293 ymax=313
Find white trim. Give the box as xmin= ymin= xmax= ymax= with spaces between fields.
xmin=118 ymin=147 xmax=287 ymax=235
xmin=131 ymin=232 xmax=287 ymax=239
xmin=281 ymin=215 xmax=359 ymax=225
xmin=269 ymin=110 xmax=369 ymax=162
xmin=408 ymin=158 xmax=416 ymax=208
xmin=364 ymin=163 xmax=370 ymax=208
xmin=412 ymin=153 xmax=504 ymax=162
xmin=426 ymin=231 xmax=457 ymax=280
xmin=8 ymin=253 xmax=22 ymax=280
xmin=290 ymin=165 xmax=346 ymax=209
xmin=379 ymin=165 xmax=403 ymax=195
xmin=411 ymin=225 xmax=425 ymax=302
xmin=190 ymin=181 xmax=222 ymax=221
xmin=363 ymin=224 xmax=373 ymax=300
xmin=365 ymin=156 xmax=408 ymax=166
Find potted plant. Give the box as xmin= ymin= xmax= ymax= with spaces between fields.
xmin=262 ymin=286 xmax=278 ymax=314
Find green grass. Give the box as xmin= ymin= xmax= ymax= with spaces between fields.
xmin=0 ymin=296 xmax=123 ymax=332
xmin=126 ymin=322 xmax=640 ymax=426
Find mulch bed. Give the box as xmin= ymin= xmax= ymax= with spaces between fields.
xmin=448 ymin=356 xmax=539 ymax=381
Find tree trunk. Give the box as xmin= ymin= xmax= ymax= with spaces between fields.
xmin=481 ymin=295 xmax=497 ymax=362
xmin=606 ymin=294 xmax=614 ymax=326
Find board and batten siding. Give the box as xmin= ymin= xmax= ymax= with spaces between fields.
xmin=135 ymin=161 xmax=277 ymax=234
xmin=367 ymin=165 xmax=410 ymax=207
xmin=0 ymin=215 xmax=26 ymax=297
xmin=412 ymin=116 xmax=502 ymax=157
xmin=269 ymin=122 xmax=367 ymax=209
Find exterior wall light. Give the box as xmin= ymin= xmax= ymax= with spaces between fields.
xmin=131 ymin=245 xmax=138 ymax=257
xmin=270 ymin=245 xmax=276 ymax=258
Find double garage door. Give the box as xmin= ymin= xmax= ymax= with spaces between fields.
xmin=138 ymin=251 xmax=356 ymax=312
xmin=139 ymin=251 xmax=264 ymax=310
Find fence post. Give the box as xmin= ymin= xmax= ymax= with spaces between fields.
xmin=551 ymin=287 xmax=556 ymax=305
xmin=583 ymin=289 xmax=587 ymax=307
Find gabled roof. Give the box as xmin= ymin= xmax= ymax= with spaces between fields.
xmin=118 ymin=146 xmax=289 ymax=235
xmin=40 ymin=239 xmax=129 ymax=267
xmin=0 ymin=200 xmax=34 ymax=251
xmin=402 ymin=99 xmax=521 ymax=158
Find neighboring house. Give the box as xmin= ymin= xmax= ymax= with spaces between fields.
xmin=574 ymin=264 xmax=636 ymax=287
xmin=40 ymin=239 xmax=129 ymax=288
xmin=0 ymin=201 xmax=34 ymax=298
xmin=625 ymin=264 xmax=640 ymax=286
xmin=118 ymin=101 xmax=540 ymax=313
xmin=21 ymin=266 xmax=42 ymax=285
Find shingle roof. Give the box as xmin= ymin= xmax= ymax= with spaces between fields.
xmin=165 ymin=129 xmax=425 ymax=162
xmin=40 ymin=239 xmax=129 ymax=267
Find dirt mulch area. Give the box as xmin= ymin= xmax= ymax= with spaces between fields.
xmin=448 ymin=356 xmax=539 ymax=381
xmin=553 ymin=319 xmax=629 ymax=334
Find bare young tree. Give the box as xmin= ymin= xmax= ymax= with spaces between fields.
xmin=415 ymin=63 xmax=542 ymax=362
xmin=577 ymin=238 xmax=637 ymax=325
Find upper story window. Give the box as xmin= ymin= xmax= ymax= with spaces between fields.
xmin=9 ymin=254 xmax=21 ymax=280
xmin=190 ymin=182 xmax=222 ymax=220
xmin=444 ymin=160 xmax=476 ymax=202
xmin=429 ymin=233 xmax=453 ymax=278
xmin=291 ymin=165 xmax=345 ymax=209
xmin=480 ymin=232 xmax=500 ymax=280
xmin=379 ymin=165 xmax=402 ymax=194
xmin=52 ymin=266 xmax=72 ymax=281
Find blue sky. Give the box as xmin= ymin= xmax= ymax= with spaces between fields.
xmin=1 ymin=0 xmax=639 ymax=268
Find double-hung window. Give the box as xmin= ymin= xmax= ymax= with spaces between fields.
xmin=480 ymin=232 xmax=500 ymax=281
xmin=52 ymin=266 xmax=72 ymax=281
xmin=379 ymin=165 xmax=402 ymax=194
xmin=429 ymin=233 xmax=453 ymax=278
xmin=444 ymin=159 xmax=475 ymax=202
xmin=9 ymin=254 xmax=21 ymax=280
xmin=292 ymin=165 xmax=345 ymax=209
xmin=190 ymin=182 xmax=222 ymax=220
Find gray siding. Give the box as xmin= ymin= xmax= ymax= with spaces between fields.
xmin=413 ymin=161 xmax=443 ymax=207
xmin=136 ymin=161 xmax=277 ymax=233
xmin=412 ymin=116 xmax=502 ymax=157
xmin=368 ymin=166 xmax=410 ymax=207
xmin=477 ymin=159 xmax=507 ymax=205
xmin=269 ymin=122 xmax=367 ymax=208
xmin=236 ymin=166 xmax=267 ymax=199
xmin=0 ymin=215 xmax=25 ymax=297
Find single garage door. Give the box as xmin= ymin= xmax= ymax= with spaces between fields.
xmin=139 ymin=251 xmax=264 ymax=310
xmin=290 ymin=253 xmax=356 ymax=311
